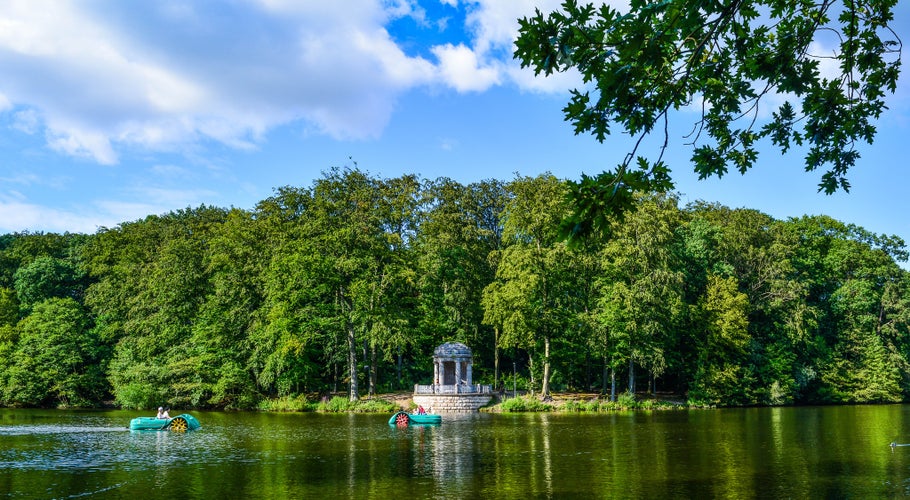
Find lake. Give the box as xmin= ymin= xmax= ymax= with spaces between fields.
xmin=2 ymin=404 xmax=910 ymax=498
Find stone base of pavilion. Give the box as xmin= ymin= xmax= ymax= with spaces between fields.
xmin=413 ymin=384 xmax=494 ymax=413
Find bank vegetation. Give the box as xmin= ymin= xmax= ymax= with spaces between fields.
xmin=1 ymin=168 xmax=909 ymax=410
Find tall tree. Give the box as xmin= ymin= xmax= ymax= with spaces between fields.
xmin=191 ymin=208 xmax=265 ymax=408
xmin=483 ymin=174 xmax=576 ymax=399
xmin=3 ymin=298 xmax=103 ymax=407
xmin=692 ymin=204 xmax=810 ymax=403
xmin=85 ymin=206 xmax=227 ymax=409
xmin=362 ymin=174 xmax=423 ymax=395
xmin=688 ymin=274 xmax=752 ymax=405
xmin=276 ymin=167 xmax=391 ymax=401
xmin=418 ymin=178 xmax=506 ymax=385
xmin=250 ymin=186 xmax=323 ymax=398
xmin=594 ymin=194 xmax=685 ymax=395
xmin=13 ymin=256 xmax=84 ymax=311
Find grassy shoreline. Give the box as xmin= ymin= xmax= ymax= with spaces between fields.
xmin=254 ymin=391 xmax=694 ymax=414
xmin=255 ymin=395 xmax=401 ymax=413
xmin=483 ymin=392 xmax=691 ymax=413
xmin=4 ymin=392 xmax=696 ymax=413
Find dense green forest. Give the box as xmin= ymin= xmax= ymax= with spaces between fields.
xmin=1 ymin=168 xmax=909 ymax=409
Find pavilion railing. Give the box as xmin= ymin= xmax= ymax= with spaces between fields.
xmin=414 ymin=384 xmax=493 ymax=395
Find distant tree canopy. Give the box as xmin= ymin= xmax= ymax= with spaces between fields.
xmin=514 ymin=0 xmax=902 ymax=238
xmin=0 ymin=170 xmax=909 ymax=409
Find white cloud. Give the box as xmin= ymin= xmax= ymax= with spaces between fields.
xmin=0 ymin=199 xmax=113 ymax=233
xmin=46 ymin=127 xmax=118 ymax=165
xmin=0 ymin=0 xmax=599 ymax=166
xmin=0 ymin=182 xmax=224 ymax=234
xmin=11 ymin=108 xmax=39 ymax=134
xmin=432 ymin=43 xmax=500 ymax=92
xmin=430 ymin=0 xmax=585 ymax=93
xmin=0 ymin=172 xmax=40 ymax=186
xmin=0 ymin=0 xmax=442 ymax=164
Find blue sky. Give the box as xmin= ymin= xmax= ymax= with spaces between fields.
xmin=1 ymin=0 xmax=909 ymax=253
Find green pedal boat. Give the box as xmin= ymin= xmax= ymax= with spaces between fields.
xmin=389 ymin=411 xmax=441 ymax=426
xmin=130 ymin=414 xmax=201 ymax=432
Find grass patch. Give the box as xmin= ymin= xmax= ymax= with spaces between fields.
xmin=256 ymin=395 xmax=315 ymax=412
xmin=499 ymin=395 xmax=554 ymax=412
xmin=256 ymin=394 xmax=400 ymax=413
xmin=490 ymin=392 xmax=686 ymax=413
xmin=558 ymin=392 xmax=681 ymax=412
xmin=316 ymin=396 xmax=398 ymax=413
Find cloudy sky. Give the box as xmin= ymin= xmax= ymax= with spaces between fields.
xmin=1 ymin=0 xmax=909 ymax=251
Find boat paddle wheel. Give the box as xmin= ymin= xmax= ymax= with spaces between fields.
xmin=169 ymin=416 xmax=189 ymax=432
xmin=388 ymin=410 xmax=441 ymax=426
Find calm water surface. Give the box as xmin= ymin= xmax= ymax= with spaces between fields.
xmin=2 ymin=405 xmax=910 ymax=498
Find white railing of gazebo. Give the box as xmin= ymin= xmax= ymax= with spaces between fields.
xmin=414 ymin=384 xmax=493 ymax=395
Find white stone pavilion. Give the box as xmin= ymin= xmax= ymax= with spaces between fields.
xmin=413 ymin=342 xmax=493 ymax=412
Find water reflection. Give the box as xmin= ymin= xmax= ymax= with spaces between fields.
xmin=2 ymin=407 xmax=910 ymax=497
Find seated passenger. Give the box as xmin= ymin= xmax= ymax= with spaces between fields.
xmin=156 ymin=407 xmax=170 ymax=419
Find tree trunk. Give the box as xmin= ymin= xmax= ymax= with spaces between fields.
xmin=529 ymin=353 xmax=535 ymax=395
xmin=602 ymin=355 xmax=609 ymax=396
xmin=348 ymin=321 xmax=359 ymax=401
xmin=585 ymin=352 xmax=592 ymax=392
xmin=362 ymin=338 xmax=370 ymax=396
xmin=541 ymin=335 xmax=551 ymax=399
xmin=610 ymin=367 xmax=616 ymax=402
xmin=494 ymin=327 xmax=500 ymax=391
xmin=397 ymin=348 xmax=402 ymax=390
xmin=369 ymin=344 xmax=377 ymax=397
xmin=628 ymin=357 xmax=635 ymax=394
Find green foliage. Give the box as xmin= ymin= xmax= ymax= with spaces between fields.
xmin=499 ymin=395 xmax=554 ymax=412
xmin=315 ymin=396 xmax=398 ymax=413
xmin=688 ymin=274 xmax=753 ymax=405
xmin=3 ymin=298 xmax=104 ymax=408
xmin=593 ymin=194 xmax=685 ymax=392
xmin=616 ymin=390 xmax=637 ymax=409
xmin=482 ymin=174 xmax=583 ymax=398
xmin=257 ymin=395 xmax=315 ymax=412
xmin=13 ymin=256 xmax=84 ymax=311
xmin=0 ymin=288 xmax=19 ymax=326
xmin=515 ymin=0 xmax=902 ymax=238
xmin=1 ymin=171 xmax=909 ymax=410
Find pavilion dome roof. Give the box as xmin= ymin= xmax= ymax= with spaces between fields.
xmin=433 ymin=342 xmax=472 ymax=359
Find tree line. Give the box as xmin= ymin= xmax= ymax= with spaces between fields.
xmin=1 ymin=168 xmax=908 ymax=409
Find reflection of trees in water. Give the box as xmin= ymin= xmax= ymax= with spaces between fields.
xmin=541 ymin=414 xmax=552 ymax=496
xmin=411 ymin=414 xmax=559 ymax=496
xmin=526 ymin=414 xmax=553 ymax=497
xmin=429 ymin=423 xmax=474 ymax=483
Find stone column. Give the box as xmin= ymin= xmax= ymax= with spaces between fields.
xmin=434 ymin=359 xmax=439 ymax=393
xmin=466 ymin=361 xmax=473 ymax=390
xmin=455 ymin=360 xmax=462 ymax=394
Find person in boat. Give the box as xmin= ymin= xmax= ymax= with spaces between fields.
xmin=156 ymin=407 xmax=170 ymax=419
xmin=417 ymin=405 xmax=426 ymax=415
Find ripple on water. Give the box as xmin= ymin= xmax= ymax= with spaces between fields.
xmin=0 ymin=419 xmax=247 ymax=472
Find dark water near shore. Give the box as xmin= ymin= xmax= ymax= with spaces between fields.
xmin=2 ymin=405 xmax=910 ymax=498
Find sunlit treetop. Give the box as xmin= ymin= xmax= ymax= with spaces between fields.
xmin=514 ymin=0 xmax=902 ymax=239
